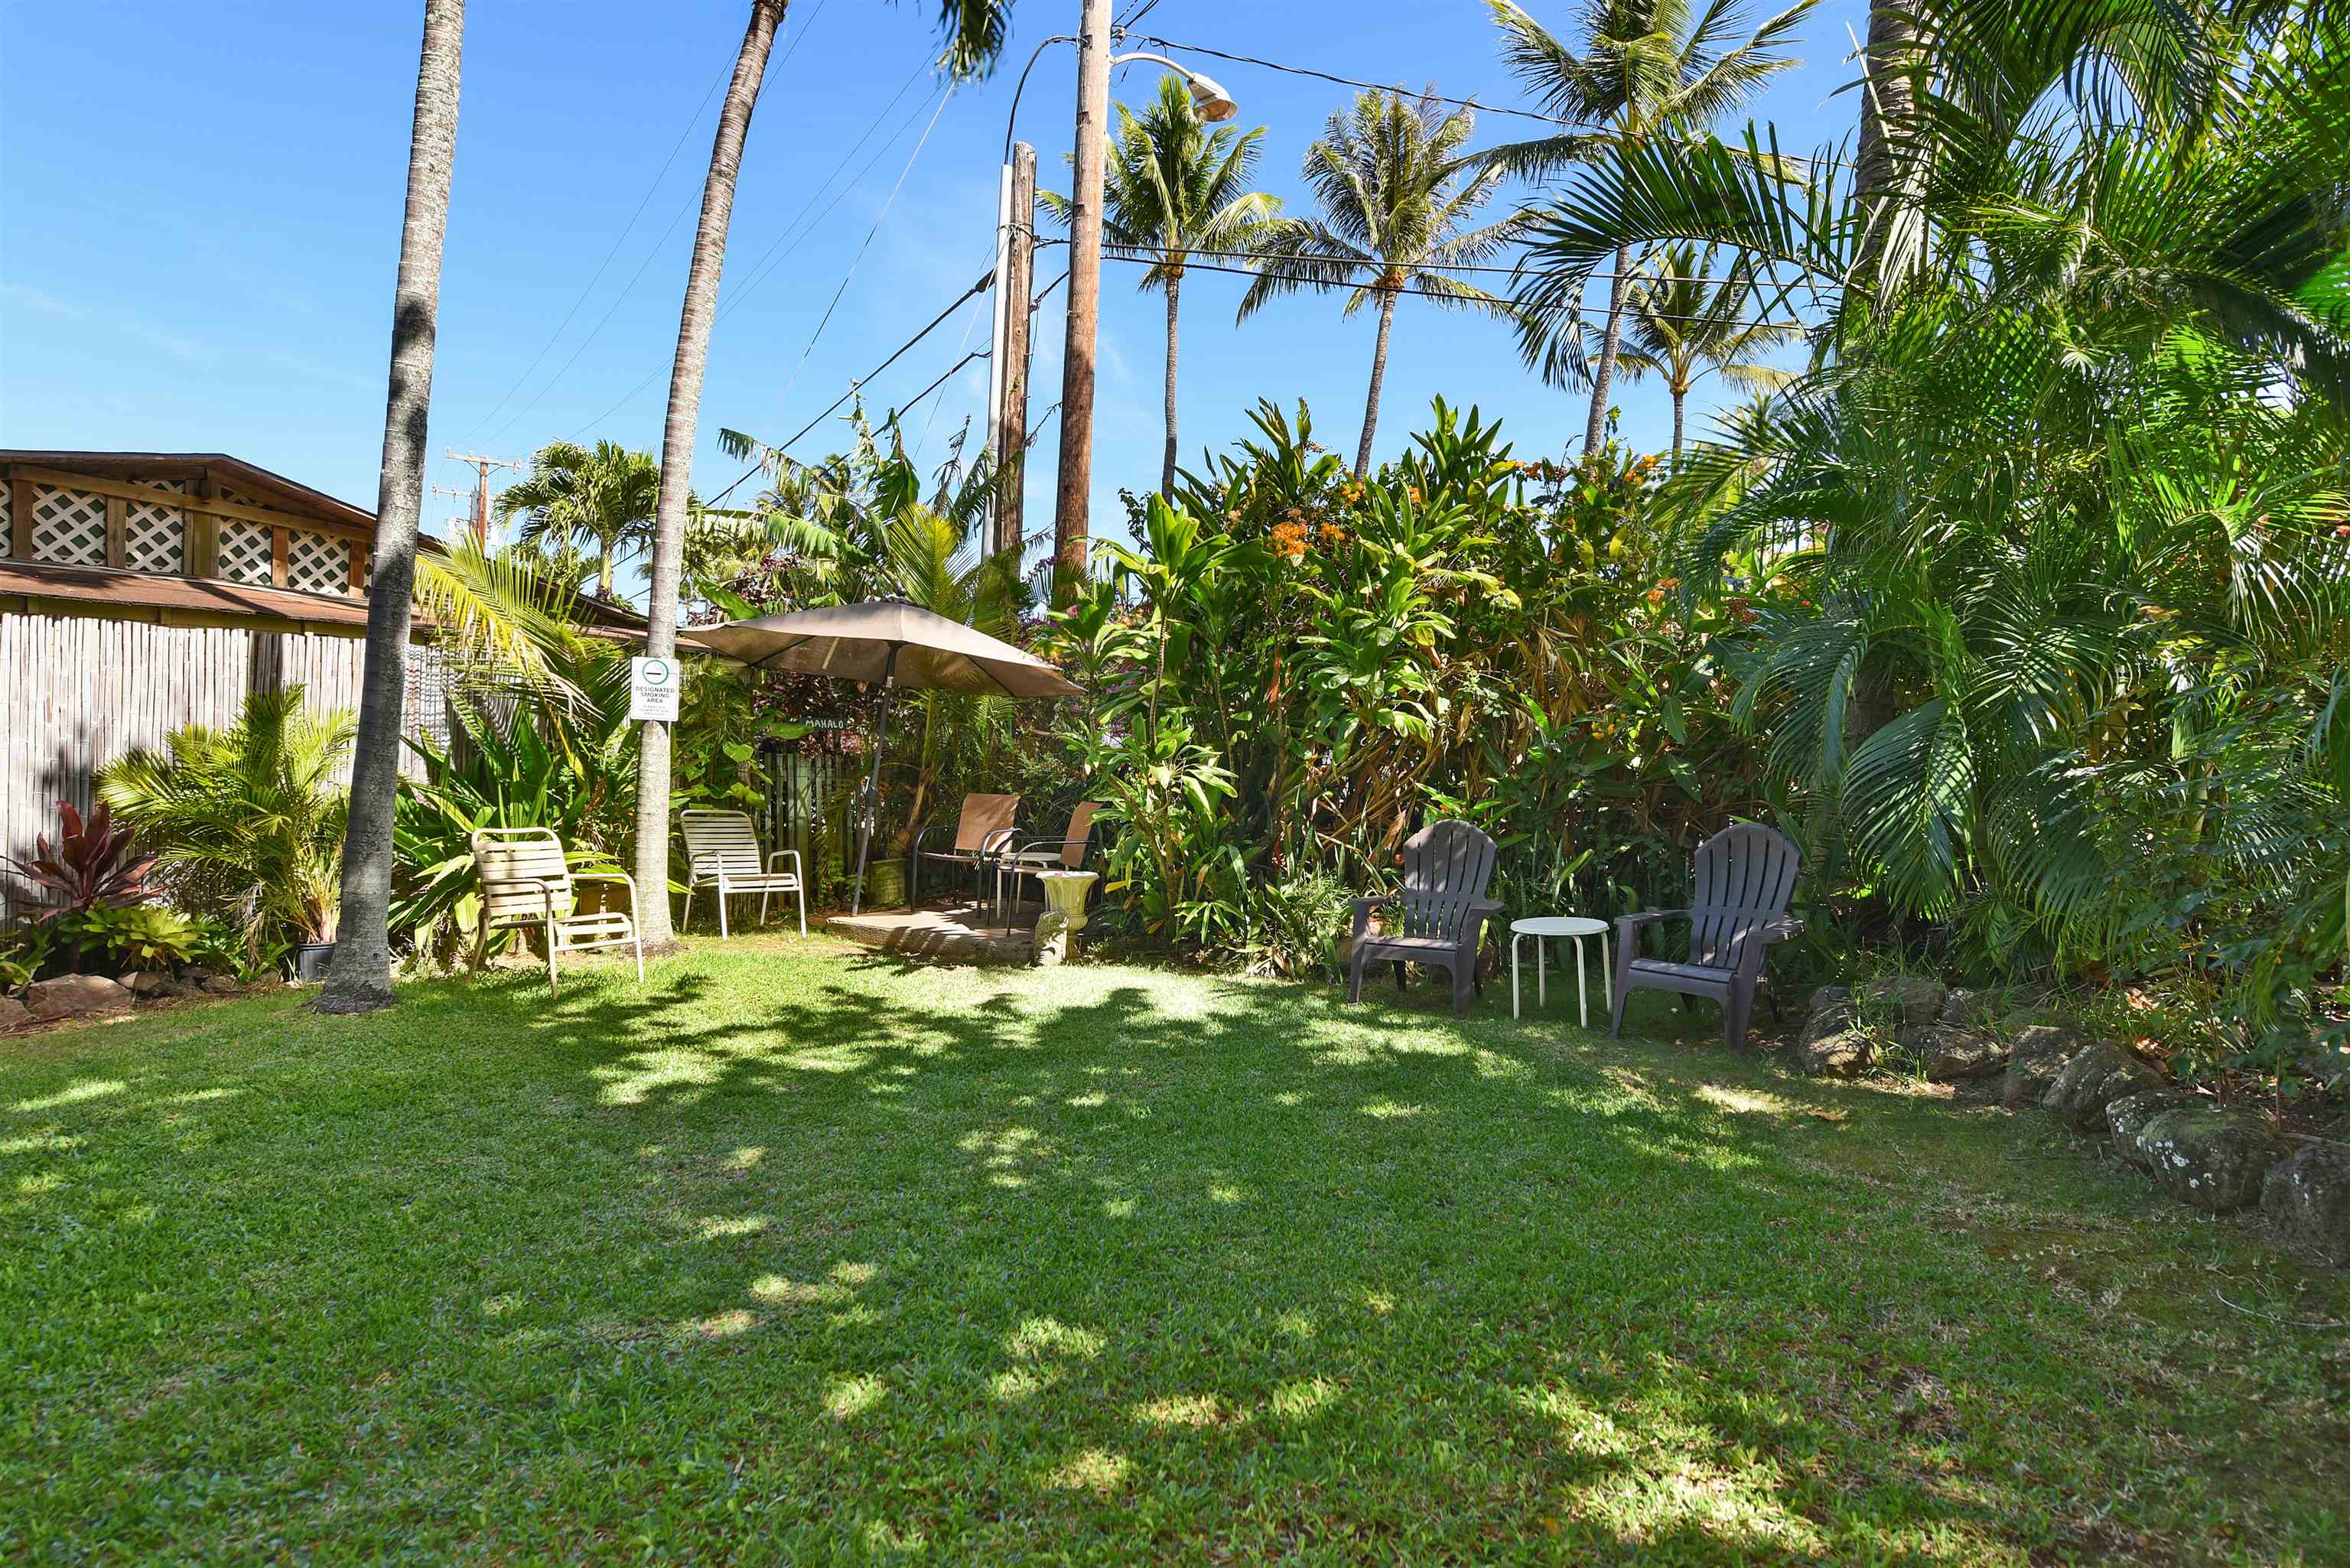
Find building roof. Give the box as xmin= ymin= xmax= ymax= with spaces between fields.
xmin=0 ymin=558 xmax=374 ymax=626
xmin=1 ymin=450 xmax=376 ymax=532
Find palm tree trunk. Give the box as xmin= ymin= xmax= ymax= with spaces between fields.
xmin=631 ymin=0 xmax=783 ymax=952
xmin=1853 ymin=0 xmax=1921 ymax=285
xmin=1160 ymin=268 xmax=1182 ymax=496
xmin=315 ymin=0 xmax=464 ymax=1015
xmin=1583 ymin=240 xmax=1632 ymax=459
xmin=597 ymin=550 xmax=615 ymax=600
xmin=1671 ymin=384 xmax=1686 ymax=460
xmin=1355 ymin=285 xmax=1398 ymax=478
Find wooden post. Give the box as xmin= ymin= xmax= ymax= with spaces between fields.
xmin=1050 ymin=0 xmax=1112 ymax=603
xmin=271 ymin=525 xmax=291 ymax=587
xmin=105 ymin=496 xmax=128 ymax=569
xmin=6 ymin=470 xmax=29 ymax=560
xmin=187 ymin=476 xmax=219 ymax=577
xmin=993 ymin=141 xmax=1037 ymax=561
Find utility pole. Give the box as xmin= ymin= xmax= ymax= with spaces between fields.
xmin=442 ymin=449 xmax=519 ymax=548
xmin=988 ymin=141 xmax=1038 ymax=561
xmin=1050 ymin=0 xmax=1113 ymax=603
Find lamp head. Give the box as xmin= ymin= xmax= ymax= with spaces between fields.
xmin=1183 ymin=70 xmax=1238 ymax=122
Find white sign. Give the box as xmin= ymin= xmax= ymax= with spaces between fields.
xmin=629 ymin=656 xmax=682 ymax=722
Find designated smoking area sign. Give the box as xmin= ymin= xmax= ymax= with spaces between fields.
xmin=629 ymin=656 xmax=682 ymax=722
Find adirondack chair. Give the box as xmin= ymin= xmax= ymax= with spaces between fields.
xmin=910 ymin=792 xmax=1020 ymax=906
xmin=677 ymin=808 xmax=806 ymax=938
xmin=469 ymin=827 xmax=644 ymax=992
xmin=991 ymin=802 xmax=1104 ymax=921
xmin=1346 ymin=820 xmax=1503 ymax=1017
xmin=1609 ymin=822 xmax=1803 ymax=1052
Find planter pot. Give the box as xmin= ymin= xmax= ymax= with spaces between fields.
xmin=289 ymin=942 xmax=336 ymax=984
xmin=862 ymin=861 xmax=907 ymax=909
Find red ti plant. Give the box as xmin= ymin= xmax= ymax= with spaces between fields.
xmin=4 ymin=802 xmax=158 ymax=929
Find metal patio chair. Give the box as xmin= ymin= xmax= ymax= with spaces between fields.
xmin=910 ymin=792 xmax=1020 ymax=907
xmin=678 ymin=808 xmax=806 ymax=938
xmin=469 ymin=827 xmax=644 ymax=992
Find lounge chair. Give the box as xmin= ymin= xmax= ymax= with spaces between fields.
xmin=909 ymin=792 xmax=1020 ymax=908
xmin=1609 ymin=822 xmax=1802 ymax=1052
xmin=991 ymin=801 xmax=1104 ymax=920
xmin=678 ymin=808 xmax=806 ymax=938
xmin=1346 ymin=819 xmax=1502 ymax=1017
xmin=469 ymin=826 xmax=644 ymax=991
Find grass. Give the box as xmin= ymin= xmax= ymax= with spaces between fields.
xmin=3 ymin=936 xmax=2345 ymax=1565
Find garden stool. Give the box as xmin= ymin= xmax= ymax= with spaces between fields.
xmin=1510 ymin=916 xmax=1611 ymax=1027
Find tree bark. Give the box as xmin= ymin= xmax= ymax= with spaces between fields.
xmin=1583 ymin=240 xmax=1632 ymax=459
xmin=1671 ymin=384 xmax=1686 ymax=460
xmin=1050 ymin=0 xmax=1114 ymax=601
xmin=632 ymin=0 xmax=783 ymax=952
xmin=1853 ymin=0 xmax=1922 ymax=285
xmin=1160 ymin=266 xmax=1182 ymax=496
xmin=1355 ymin=285 xmax=1399 ymax=478
xmin=315 ymin=0 xmax=464 ymax=1015
xmin=597 ymin=548 xmax=615 ymax=600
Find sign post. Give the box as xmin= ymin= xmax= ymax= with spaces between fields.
xmin=629 ymin=656 xmax=682 ymax=723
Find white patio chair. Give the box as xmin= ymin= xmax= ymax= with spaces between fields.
xmin=468 ymin=827 xmax=644 ymax=992
xmin=678 ymin=808 xmax=806 ymax=938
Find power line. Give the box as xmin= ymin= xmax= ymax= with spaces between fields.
xmin=471 ymin=3 xmax=832 ymax=452
xmin=1102 ymin=252 xmax=1810 ymax=329
xmin=1125 ymin=34 xmax=1581 ymax=127
xmin=702 ymin=271 xmax=1000 ymax=508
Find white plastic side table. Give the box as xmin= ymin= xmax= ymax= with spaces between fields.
xmin=1509 ymin=916 xmax=1612 ymax=1026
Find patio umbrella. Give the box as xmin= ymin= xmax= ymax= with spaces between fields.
xmin=695 ymin=600 xmax=1083 ymax=913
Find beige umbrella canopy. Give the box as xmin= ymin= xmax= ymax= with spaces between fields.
xmin=696 ymin=600 xmax=1082 ymax=912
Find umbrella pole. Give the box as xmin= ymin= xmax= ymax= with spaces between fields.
xmin=849 ymin=646 xmax=900 ymax=916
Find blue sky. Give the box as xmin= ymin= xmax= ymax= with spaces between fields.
xmin=1 ymin=0 xmax=1868 ymax=592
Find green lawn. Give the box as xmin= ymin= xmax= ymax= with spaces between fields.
xmin=4 ymin=939 xmax=2345 ymax=1565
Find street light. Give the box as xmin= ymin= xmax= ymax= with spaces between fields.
xmin=989 ymin=14 xmax=1241 ymax=594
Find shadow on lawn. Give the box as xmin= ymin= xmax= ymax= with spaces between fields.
xmin=376 ymin=953 xmax=2047 ymax=1560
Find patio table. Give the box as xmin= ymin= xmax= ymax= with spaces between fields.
xmin=1509 ymin=916 xmax=1611 ymax=1027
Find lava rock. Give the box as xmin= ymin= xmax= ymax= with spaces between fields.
xmin=2261 ymin=1147 xmax=2350 ymax=1265
xmin=2045 ymin=1042 xmax=2168 ymax=1133
xmin=1938 ymin=988 xmax=1996 ymax=1028
xmin=0 ymin=997 xmax=29 ymax=1031
xmin=1796 ymin=1002 xmax=1876 ymax=1077
xmin=2106 ymin=1090 xmax=2198 ymax=1169
xmin=120 ymin=970 xmax=175 ymax=997
xmin=201 ymin=976 xmax=245 ymax=997
xmin=1807 ymin=984 xmax=1852 ymax=1013
xmin=1898 ymin=1023 xmax=2005 ymax=1081
xmin=1857 ymin=976 xmax=1949 ymax=1029
xmin=2135 ymin=1108 xmax=2288 ymax=1212
xmin=2002 ymin=1024 xmax=2086 ymax=1108
xmin=25 ymin=974 xmax=135 ymax=1020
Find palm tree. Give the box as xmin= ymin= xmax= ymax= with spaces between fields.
xmin=1043 ymin=75 xmax=1279 ymax=495
xmin=1484 ymin=0 xmax=1813 ymax=457
xmin=1241 ymin=90 xmax=1525 ymax=476
xmin=1608 ymin=242 xmax=1795 ymax=458
xmin=317 ymin=0 xmax=464 ymax=1016
xmin=495 ymin=439 xmax=661 ymax=599
xmin=631 ymin=0 xmax=1020 ymax=951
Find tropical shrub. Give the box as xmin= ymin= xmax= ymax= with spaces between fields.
xmin=96 ymin=688 xmax=353 ymax=962
xmin=2 ymin=802 xmax=158 ymax=970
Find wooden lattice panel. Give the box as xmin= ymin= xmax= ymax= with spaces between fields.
xmin=285 ymin=530 xmax=352 ymax=595
xmin=124 ymin=478 xmax=188 ymax=574
xmin=30 ymin=485 xmax=108 ymax=566
xmin=217 ymin=519 xmax=275 ymax=584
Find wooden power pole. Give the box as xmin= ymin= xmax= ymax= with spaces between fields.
xmin=442 ymin=450 xmax=518 ymax=548
xmin=990 ymin=142 xmax=1038 ymax=561
xmin=1050 ymin=0 xmax=1113 ymax=601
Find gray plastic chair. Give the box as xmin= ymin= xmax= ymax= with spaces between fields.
xmin=1346 ymin=820 xmax=1502 ymax=1017
xmin=1610 ymin=822 xmax=1803 ymax=1051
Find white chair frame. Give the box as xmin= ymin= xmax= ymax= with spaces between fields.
xmin=469 ymin=826 xmax=644 ymax=992
xmin=678 ymin=808 xmax=806 ymax=938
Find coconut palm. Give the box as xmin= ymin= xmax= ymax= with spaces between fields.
xmin=1483 ymin=0 xmax=1814 ymax=456
xmin=317 ymin=0 xmax=464 ymax=1015
xmin=1609 ymin=242 xmax=1796 ymax=458
xmin=1043 ymin=75 xmax=1279 ymax=495
xmin=631 ymin=0 xmax=1021 ymax=949
xmin=1241 ymin=90 xmax=1526 ymax=476
xmin=495 ymin=439 xmax=661 ymax=600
